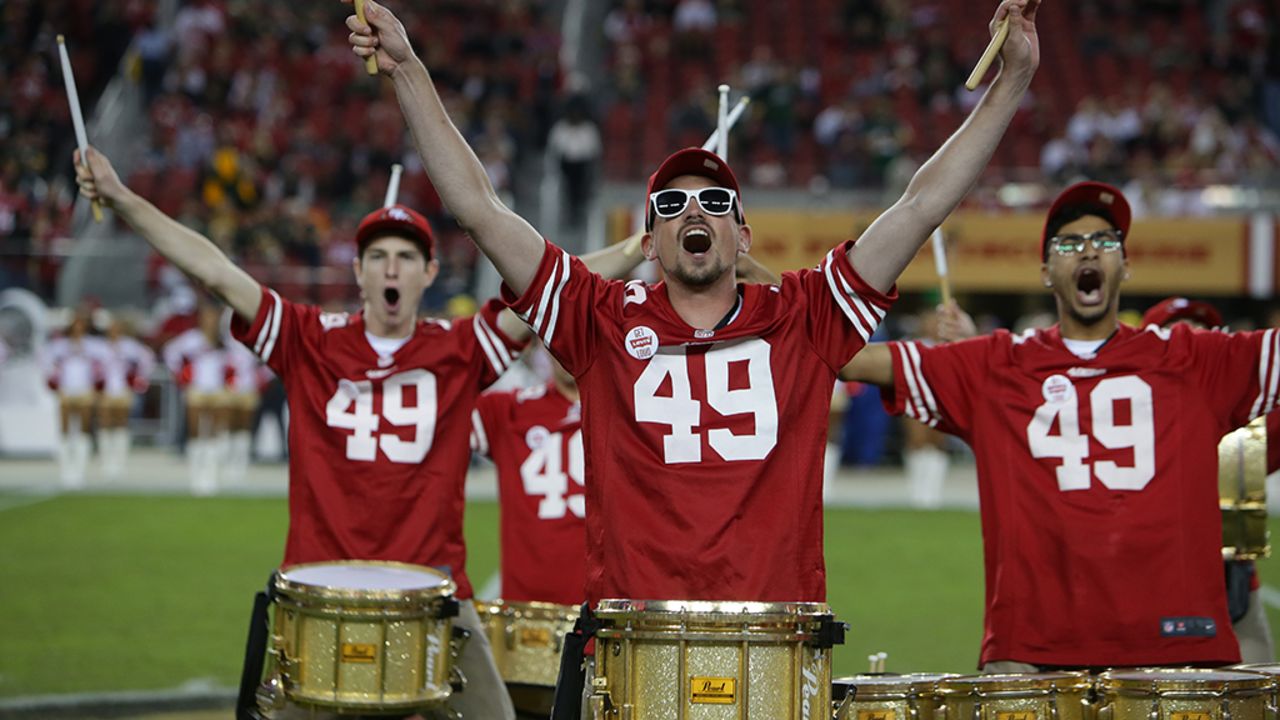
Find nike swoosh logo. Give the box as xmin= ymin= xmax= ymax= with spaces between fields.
xmin=365 ymin=367 xmax=397 ymax=379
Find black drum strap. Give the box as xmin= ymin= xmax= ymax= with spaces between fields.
xmin=235 ymin=573 xmax=278 ymax=720
xmin=551 ymin=603 xmax=601 ymax=720
xmin=1225 ymin=559 xmax=1254 ymax=624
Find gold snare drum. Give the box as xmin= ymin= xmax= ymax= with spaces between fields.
xmin=1219 ymin=417 xmax=1270 ymax=560
xmin=1232 ymin=663 xmax=1280 ymax=711
xmin=937 ymin=672 xmax=1093 ymax=720
xmin=475 ymin=599 xmax=580 ymax=686
xmin=590 ymin=599 xmax=845 ymax=720
xmin=267 ymin=561 xmax=465 ymax=714
xmin=834 ymin=673 xmax=955 ymax=720
xmin=1096 ymin=668 xmax=1273 ymax=720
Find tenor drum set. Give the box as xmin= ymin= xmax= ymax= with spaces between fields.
xmin=243 ymin=564 xmax=1280 ymax=720
xmin=240 ymin=421 xmax=1273 ymax=717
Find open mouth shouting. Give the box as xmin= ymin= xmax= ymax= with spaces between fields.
xmin=681 ymin=225 xmax=713 ymax=256
xmin=1073 ymin=266 xmax=1104 ymax=307
xmin=383 ymin=287 xmax=402 ymax=313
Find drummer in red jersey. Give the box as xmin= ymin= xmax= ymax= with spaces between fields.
xmin=842 ymin=182 xmax=1280 ymax=669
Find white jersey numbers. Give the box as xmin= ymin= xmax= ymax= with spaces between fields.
xmin=520 ymin=429 xmax=585 ymax=519
xmin=1027 ymin=375 xmax=1156 ymax=492
xmin=325 ymin=369 xmax=438 ymax=463
xmin=634 ymin=338 xmax=779 ymax=464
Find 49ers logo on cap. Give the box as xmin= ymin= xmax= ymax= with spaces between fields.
xmin=386 ymin=207 xmax=411 ymax=222
xmin=625 ymin=326 xmax=658 ymax=360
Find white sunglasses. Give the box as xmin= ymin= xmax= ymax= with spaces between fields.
xmin=647 ymin=187 xmax=740 ymax=224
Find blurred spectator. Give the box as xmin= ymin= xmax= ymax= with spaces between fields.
xmin=547 ymin=96 xmax=602 ymax=230
xmin=673 ymin=0 xmax=717 ymax=33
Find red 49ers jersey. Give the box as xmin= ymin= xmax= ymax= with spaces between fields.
xmin=884 ymin=323 xmax=1280 ymax=667
xmin=232 ymin=287 xmax=525 ymax=598
xmin=504 ymin=239 xmax=895 ymax=604
xmin=472 ymin=382 xmax=586 ymax=605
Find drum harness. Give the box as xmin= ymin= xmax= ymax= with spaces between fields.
xmin=235 ymin=571 xmax=279 ymax=720
xmin=551 ymin=602 xmax=603 ymax=720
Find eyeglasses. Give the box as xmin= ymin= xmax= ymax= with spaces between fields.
xmin=1048 ymin=229 xmax=1124 ymax=256
xmin=648 ymin=187 xmax=740 ymax=221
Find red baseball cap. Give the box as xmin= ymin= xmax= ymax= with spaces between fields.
xmin=1041 ymin=181 xmax=1131 ymax=261
xmin=1141 ymin=297 xmax=1223 ymax=329
xmin=355 ymin=204 xmax=435 ymax=258
xmin=645 ymin=147 xmax=743 ymax=229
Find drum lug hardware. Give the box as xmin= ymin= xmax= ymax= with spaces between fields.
xmin=972 ymin=697 xmax=982 ymax=720
xmin=438 ymin=596 xmax=460 ymax=619
xmin=1221 ymin=697 xmax=1233 ymax=720
xmin=449 ymin=626 xmax=471 ymax=692
xmin=812 ymin=615 xmax=848 ymax=649
xmin=1147 ymin=696 xmax=1159 ymax=720
xmin=254 ymin=674 xmax=286 ymax=719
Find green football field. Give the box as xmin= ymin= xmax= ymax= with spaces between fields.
xmin=2 ymin=493 xmax=1279 ymax=698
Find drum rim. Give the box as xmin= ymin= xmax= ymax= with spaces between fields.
xmin=834 ymin=673 xmax=957 ymax=695
xmin=593 ymin=598 xmax=831 ymax=619
xmin=1234 ymin=662 xmax=1280 ymax=676
xmin=1097 ymin=667 xmax=1274 ymax=691
xmin=276 ymin=560 xmax=457 ymax=601
xmin=476 ymin=598 xmax=581 ymax=616
xmin=937 ymin=671 xmax=1092 ymax=695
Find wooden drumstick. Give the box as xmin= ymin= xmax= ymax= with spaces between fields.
xmin=931 ymin=227 xmax=953 ymax=306
xmin=354 ymin=0 xmax=379 ymax=75
xmin=383 ymin=163 xmax=403 ymax=208
xmin=964 ymin=16 xmax=1010 ymax=91
xmin=701 ymin=97 xmax=750 ymax=153
xmin=57 ymin=35 xmax=103 ymax=222
xmin=716 ymin=84 xmax=730 ymax=160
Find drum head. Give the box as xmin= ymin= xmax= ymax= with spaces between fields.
xmin=277 ymin=561 xmax=455 ymax=601
xmin=835 ymin=673 xmax=954 ymax=699
xmin=939 ymin=672 xmax=1091 ymax=696
xmin=594 ymin=598 xmax=830 ymax=623
xmin=1235 ymin=663 xmax=1280 ymax=677
xmin=1098 ymin=668 xmax=1272 ymax=693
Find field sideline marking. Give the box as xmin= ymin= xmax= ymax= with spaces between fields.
xmin=0 ymin=491 xmax=57 ymax=513
xmin=1263 ymin=585 xmax=1280 ymax=610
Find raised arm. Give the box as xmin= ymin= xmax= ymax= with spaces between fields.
xmin=838 ymin=343 xmax=894 ymax=386
xmin=344 ymin=0 xmax=545 ymax=295
xmin=848 ymin=0 xmax=1040 ymax=293
xmin=74 ymin=147 xmax=261 ymax=322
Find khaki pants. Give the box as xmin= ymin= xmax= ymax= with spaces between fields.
xmin=1235 ymin=588 xmax=1276 ymax=664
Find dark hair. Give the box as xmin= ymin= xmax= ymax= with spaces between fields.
xmin=1042 ymin=204 xmax=1121 ymax=259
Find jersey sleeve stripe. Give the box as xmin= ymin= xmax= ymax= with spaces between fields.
xmin=1254 ymin=325 xmax=1274 ymax=415
xmin=1254 ymin=329 xmax=1280 ymax=417
xmin=251 ymin=292 xmax=276 ymax=356
xmin=473 ymin=315 xmax=511 ymax=376
xmin=541 ymin=249 xmax=573 ymax=347
xmin=822 ymin=251 xmax=873 ymax=341
xmin=254 ymin=290 xmax=284 ymax=362
xmin=1266 ymin=329 xmax=1280 ymax=415
xmin=904 ymin=342 xmax=940 ymax=422
xmin=477 ymin=314 xmax=515 ymax=367
xmin=470 ymin=409 xmax=489 ymax=456
xmin=530 ymin=251 xmax=564 ymax=338
xmin=895 ymin=343 xmax=929 ymax=426
xmin=899 ymin=342 xmax=940 ymax=428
